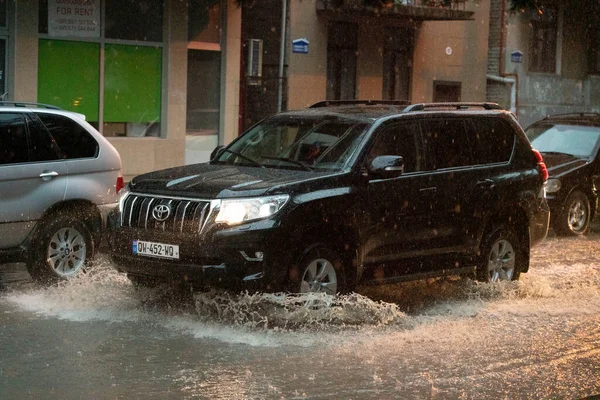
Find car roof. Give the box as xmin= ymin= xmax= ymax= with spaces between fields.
xmin=0 ymin=105 xmax=87 ymax=121
xmin=275 ymin=101 xmax=509 ymax=123
xmin=537 ymin=113 xmax=600 ymax=127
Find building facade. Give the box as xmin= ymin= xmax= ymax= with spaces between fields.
xmin=4 ymin=0 xmax=497 ymax=179
xmin=5 ymin=0 xmax=242 ymax=181
xmin=487 ymin=0 xmax=600 ymax=127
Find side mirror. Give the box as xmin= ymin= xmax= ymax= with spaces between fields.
xmin=369 ymin=155 xmax=404 ymax=179
xmin=210 ymin=145 xmax=225 ymax=161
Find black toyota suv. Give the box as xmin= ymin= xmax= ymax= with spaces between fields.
xmin=525 ymin=113 xmax=600 ymax=236
xmin=109 ymin=101 xmax=549 ymax=294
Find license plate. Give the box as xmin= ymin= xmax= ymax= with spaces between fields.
xmin=133 ymin=240 xmax=180 ymax=260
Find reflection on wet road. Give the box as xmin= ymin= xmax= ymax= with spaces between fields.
xmin=1 ymin=232 xmax=599 ymax=399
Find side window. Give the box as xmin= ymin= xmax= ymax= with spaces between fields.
xmin=469 ymin=117 xmax=515 ymax=165
xmin=26 ymin=114 xmax=62 ymax=162
xmin=37 ymin=113 xmax=99 ymax=159
xmin=423 ymin=119 xmax=473 ymax=170
xmin=367 ymin=122 xmax=422 ymax=173
xmin=0 ymin=113 xmax=28 ymax=165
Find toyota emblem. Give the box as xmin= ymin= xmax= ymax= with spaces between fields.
xmin=152 ymin=204 xmax=171 ymax=222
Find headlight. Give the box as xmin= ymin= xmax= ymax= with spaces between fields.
xmin=546 ymin=178 xmax=561 ymax=193
xmin=118 ymin=183 xmax=130 ymax=212
xmin=216 ymin=195 xmax=290 ymax=225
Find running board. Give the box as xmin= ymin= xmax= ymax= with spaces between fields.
xmin=360 ymin=266 xmax=476 ymax=285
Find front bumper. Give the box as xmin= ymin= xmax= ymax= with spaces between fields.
xmin=107 ymin=211 xmax=291 ymax=291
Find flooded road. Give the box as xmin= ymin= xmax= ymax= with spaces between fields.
xmin=1 ymin=232 xmax=599 ymax=399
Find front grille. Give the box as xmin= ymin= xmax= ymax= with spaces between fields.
xmin=121 ymin=194 xmax=212 ymax=234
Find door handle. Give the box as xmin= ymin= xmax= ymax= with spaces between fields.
xmin=39 ymin=171 xmax=59 ymax=181
xmin=476 ymin=179 xmax=495 ymax=189
xmin=419 ymin=186 xmax=437 ymax=193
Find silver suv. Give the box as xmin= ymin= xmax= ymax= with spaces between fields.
xmin=0 ymin=103 xmax=122 ymax=283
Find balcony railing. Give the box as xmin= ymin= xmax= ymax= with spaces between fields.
xmin=317 ymin=0 xmax=474 ymax=20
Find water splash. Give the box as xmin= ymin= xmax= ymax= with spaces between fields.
xmin=194 ymin=290 xmax=411 ymax=331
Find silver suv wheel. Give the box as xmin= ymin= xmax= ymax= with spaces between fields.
xmin=300 ymin=258 xmax=338 ymax=294
xmin=47 ymin=227 xmax=87 ymax=277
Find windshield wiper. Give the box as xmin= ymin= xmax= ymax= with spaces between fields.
xmin=260 ymin=155 xmax=314 ymax=171
xmin=221 ymin=149 xmax=264 ymax=168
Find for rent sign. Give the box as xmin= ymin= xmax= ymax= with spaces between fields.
xmin=48 ymin=0 xmax=99 ymax=38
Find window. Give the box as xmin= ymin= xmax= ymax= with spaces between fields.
xmin=469 ymin=117 xmax=515 ymax=164
xmin=367 ymin=122 xmax=423 ymax=173
xmin=0 ymin=113 xmax=28 ymax=165
xmin=105 ymin=0 xmax=163 ymax=42
xmin=326 ymin=22 xmax=357 ymax=101
xmin=38 ymin=0 xmax=164 ymax=137
xmin=529 ymin=4 xmax=558 ymax=73
xmin=26 ymin=114 xmax=62 ymax=162
xmin=37 ymin=113 xmax=99 ymax=159
xmin=423 ymin=119 xmax=472 ymax=170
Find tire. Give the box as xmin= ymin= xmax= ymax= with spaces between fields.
xmin=288 ymin=245 xmax=349 ymax=295
xmin=476 ymin=225 xmax=522 ymax=283
xmin=554 ymin=190 xmax=591 ymax=236
xmin=26 ymin=215 xmax=94 ymax=284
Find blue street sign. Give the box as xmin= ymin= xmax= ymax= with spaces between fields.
xmin=292 ymin=38 xmax=309 ymax=54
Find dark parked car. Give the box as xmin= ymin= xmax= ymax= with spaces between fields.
xmin=109 ymin=101 xmax=549 ymax=294
xmin=525 ymin=113 xmax=600 ymax=236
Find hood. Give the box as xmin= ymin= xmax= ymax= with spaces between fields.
xmin=129 ymin=163 xmax=340 ymax=198
xmin=541 ymin=152 xmax=589 ymax=178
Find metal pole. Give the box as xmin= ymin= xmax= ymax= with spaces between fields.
xmin=277 ymin=0 xmax=287 ymax=112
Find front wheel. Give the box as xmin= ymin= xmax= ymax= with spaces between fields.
xmin=290 ymin=245 xmax=349 ymax=295
xmin=26 ymin=215 xmax=94 ymax=284
xmin=476 ymin=225 xmax=522 ymax=282
xmin=554 ymin=190 xmax=591 ymax=236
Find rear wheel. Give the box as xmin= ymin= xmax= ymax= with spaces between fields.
xmin=554 ymin=190 xmax=590 ymax=236
xmin=27 ymin=215 xmax=94 ymax=284
xmin=477 ymin=225 xmax=522 ymax=282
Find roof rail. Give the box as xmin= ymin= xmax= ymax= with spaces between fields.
xmin=309 ymin=100 xmax=411 ymax=108
xmin=0 ymin=101 xmax=62 ymax=110
xmin=543 ymin=112 xmax=600 ymax=120
xmin=403 ymin=102 xmax=503 ymax=112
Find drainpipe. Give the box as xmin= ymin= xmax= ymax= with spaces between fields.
xmin=277 ymin=0 xmax=287 ymax=112
xmin=488 ymin=0 xmax=519 ymax=116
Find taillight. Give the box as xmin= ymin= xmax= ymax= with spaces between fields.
xmin=116 ymin=176 xmax=124 ymax=194
xmin=532 ymin=149 xmax=548 ymax=182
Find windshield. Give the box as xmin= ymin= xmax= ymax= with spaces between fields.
xmin=525 ymin=123 xmax=600 ymax=158
xmin=212 ymin=115 xmax=369 ymax=171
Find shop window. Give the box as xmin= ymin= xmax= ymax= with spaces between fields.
xmin=326 ymin=22 xmax=357 ymax=101
xmin=529 ymin=4 xmax=558 ymax=74
xmin=105 ymin=0 xmax=163 ymax=42
xmin=103 ymin=44 xmax=162 ymax=137
xmin=38 ymin=40 xmax=101 ymax=128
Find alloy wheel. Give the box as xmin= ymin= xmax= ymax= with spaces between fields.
xmin=487 ymin=239 xmax=516 ymax=282
xmin=300 ymin=258 xmax=338 ymax=294
xmin=46 ymin=227 xmax=87 ymax=277
xmin=568 ymin=200 xmax=587 ymax=233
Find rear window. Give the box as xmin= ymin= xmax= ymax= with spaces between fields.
xmin=525 ymin=123 xmax=600 ymax=158
xmin=469 ymin=117 xmax=515 ymax=165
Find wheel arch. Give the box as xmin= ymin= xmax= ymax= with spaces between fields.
xmin=35 ymin=199 xmax=102 ymax=247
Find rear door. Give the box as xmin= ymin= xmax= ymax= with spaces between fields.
xmin=0 ymin=112 xmax=67 ymax=248
xmin=421 ymin=116 xmax=516 ymax=266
